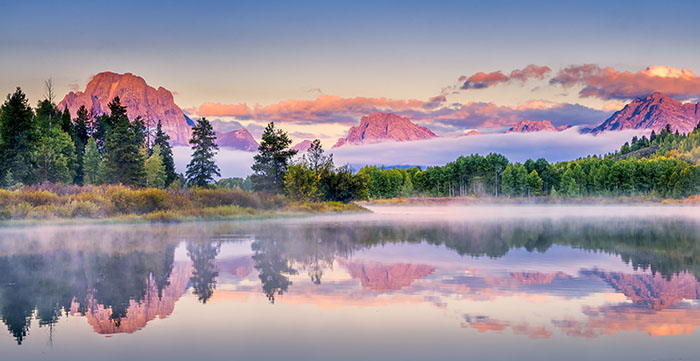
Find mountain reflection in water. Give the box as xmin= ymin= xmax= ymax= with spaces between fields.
xmin=1 ymin=206 xmax=699 ymax=361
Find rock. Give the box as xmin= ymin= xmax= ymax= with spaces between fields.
xmin=507 ymin=120 xmax=560 ymax=133
xmin=591 ymin=92 xmax=700 ymax=134
xmin=216 ymin=128 xmax=259 ymax=151
xmin=332 ymin=112 xmax=437 ymax=148
xmin=291 ymin=139 xmax=314 ymax=152
xmin=58 ymin=72 xmax=193 ymax=145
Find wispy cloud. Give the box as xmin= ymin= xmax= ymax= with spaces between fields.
xmin=459 ymin=65 xmax=551 ymax=90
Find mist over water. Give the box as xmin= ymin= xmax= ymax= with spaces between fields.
xmin=2 ymin=205 xmax=700 ymax=361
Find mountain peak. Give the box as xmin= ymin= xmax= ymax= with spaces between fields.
xmin=506 ymin=120 xmax=560 ymax=133
xmin=592 ymin=92 xmax=700 ymax=134
xmin=332 ymin=112 xmax=436 ymax=148
xmin=217 ymin=127 xmax=259 ymax=151
xmin=59 ymin=72 xmax=192 ymax=145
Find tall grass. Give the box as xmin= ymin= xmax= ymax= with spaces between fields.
xmin=0 ymin=183 xmax=365 ymax=222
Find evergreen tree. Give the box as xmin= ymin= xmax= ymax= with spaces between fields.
xmin=153 ymin=120 xmax=177 ymax=186
xmin=82 ymin=138 xmax=102 ymax=185
xmin=0 ymin=88 xmax=39 ymax=184
xmin=73 ymin=105 xmax=91 ymax=184
xmin=250 ymin=122 xmax=297 ymax=193
xmin=145 ymin=144 xmax=167 ymax=189
xmin=103 ymin=98 xmax=146 ymax=186
xmin=186 ymin=117 xmax=220 ymax=187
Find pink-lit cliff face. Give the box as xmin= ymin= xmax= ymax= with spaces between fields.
xmin=333 ymin=112 xmax=436 ymax=148
xmin=592 ymin=92 xmax=700 ymax=134
xmin=58 ymin=72 xmax=193 ymax=145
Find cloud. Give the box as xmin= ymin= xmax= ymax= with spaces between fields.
xmin=173 ymin=129 xmax=642 ymax=177
xmin=193 ymin=94 xmax=430 ymax=125
xmin=401 ymin=101 xmax=609 ymax=132
xmin=209 ymin=119 xmax=245 ymax=133
xmin=172 ymin=146 xmax=254 ymax=178
xmin=192 ymin=94 xmax=609 ymax=134
xmin=550 ymin=64 xmax=700 ymax=101
xmin=332 ymin=127 xmax=644 ymax=169
xmin=460 ymin=65 xmax=551 ymax=90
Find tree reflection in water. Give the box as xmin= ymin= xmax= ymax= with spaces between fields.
xmin=187 ymin=241 xmax=221 ymax=304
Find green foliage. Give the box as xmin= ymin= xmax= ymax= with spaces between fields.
xmin=186 ymin=117 xmax=220 ymax=187
xmin=284 ymin=162 xmax=321 ymax=201
xmin=82 ymin=138 xmax=102 ymax=185
xmin=526 ymin=170 xmax=543 ymax=196
xmin=283 ymin=139 xmax=368 ymax=203
xmin=154 ymin=120 xmax=177 ymax=186
xmin=145 ymin=145 xmax=167 ymax=189
xmin=36 ymin=126 xmax=76 ymax=184
xmin=251 ymin=122 xmax=297 ymax=193
xmin=103 ymin=97 xmax=147 ymax=186
xmin=0 ymin=88 xmax=39 ymax=185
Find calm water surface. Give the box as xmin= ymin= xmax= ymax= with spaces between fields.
xmin=1 ymin=205 xmax=700 ymax=361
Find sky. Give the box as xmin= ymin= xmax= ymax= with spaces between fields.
xmin=2 ymin=0 xmax=700 ymax=156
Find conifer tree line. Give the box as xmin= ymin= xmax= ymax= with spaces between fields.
xmin=0 ymin=86 xmax=187 ymax=188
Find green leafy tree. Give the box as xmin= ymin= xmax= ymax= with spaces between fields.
xmin=36 ymin=127 xmax=76 ymax=184
xmin=251 ymin=122 xmax=297 ymax=193
xmin=153 ymin=120 xmax=177 ymax=186
xmin=0 ymin=88 xmax=39 ymax=184
xmin=186 ymin=117 xmax=220 ymax=187
xmin=83 ymin=138 xmax=102 ymax=185
xmin=145 ymin=144 xmax=167 ymax=188
xmin=526 ymin=170 xmax=544 ymax=196
xmin=284 ymin=162 xmax=320 ymax=201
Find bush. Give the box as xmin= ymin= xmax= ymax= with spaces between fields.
xmin=190 ymin=188 xmax=262 ymax=209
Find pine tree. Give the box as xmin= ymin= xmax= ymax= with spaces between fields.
xmin=251 ymin=122 xmax=297 ymax=193
xmin=526 ymin=170 xmax=543 ymax=197
xmin=186 ymin=117 xmax=220 ymax=187
xmin=145 ymin=144 xmax=167 ymax=189
xmin=153 ymin=120 xmax=177 ymax=186
xmin=0 ymin=88 xmax=39 ymax=185
xmin=73 ymin=105 xmax=91 ymax=184
xmin=103 ymin=98 xmax=146 ymax=186
xmin=82 ymin=138 xmax=102 ymax=185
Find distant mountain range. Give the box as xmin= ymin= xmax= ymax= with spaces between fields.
xmin=59 ymin=72 xmax=700 ymax=151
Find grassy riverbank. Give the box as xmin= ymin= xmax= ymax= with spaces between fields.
xmin=0 ymin=184 xmax=367 ymax=225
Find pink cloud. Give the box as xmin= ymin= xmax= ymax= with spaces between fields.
xmin=192 ymin=94 xmax=608 ymax=133
xmin=460 ymin=64 xmax=551 ymax=89
xmin=550 ymin=64 xmax=700 ymax=101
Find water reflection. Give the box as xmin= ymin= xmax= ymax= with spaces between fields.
xmin=0 ymin=209 xmax=699 ymax=351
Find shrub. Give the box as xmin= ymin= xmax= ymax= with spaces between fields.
xmin=190 ymin=188 xmax=262 ymax=209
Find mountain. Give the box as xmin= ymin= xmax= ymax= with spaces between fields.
xmin=332 ymin=112 xmax=437 ymax=148
xmin=342 ymin=260 xmax=435 ymax=291
xmin=78 ymin=261 xmax=191 ymax=334
xmin=592 ymin=92 xmax=700 ymax=134
xmin=460 ymin=130 xmax=482 ymax=137
xmin=507 ymin=120 xmax=562 ymax=133
xmin=291 ymin=140 xmax=313 ymax=152
xmin=58 ymin=72 xmax=193 ymax=145
xmin=216 ymin=128 xmax=259 ymax=151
